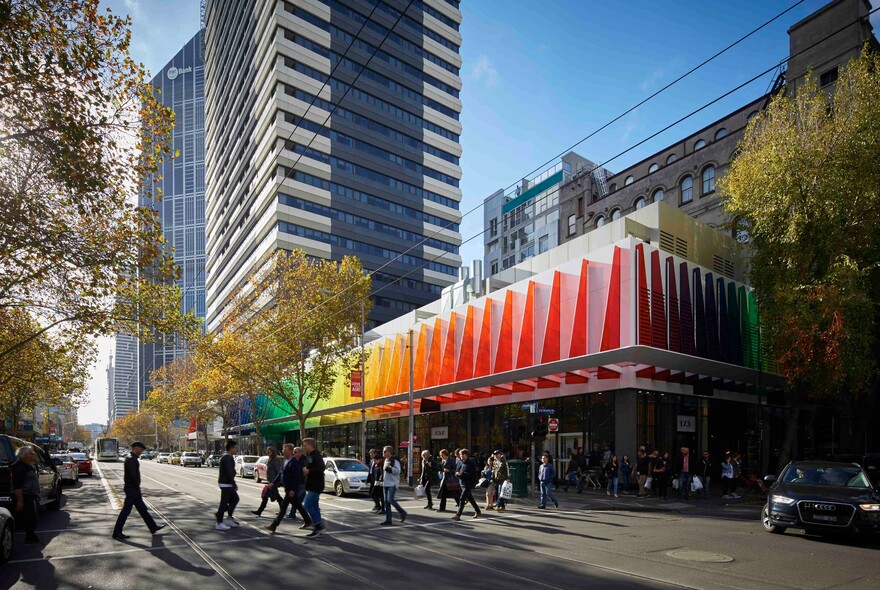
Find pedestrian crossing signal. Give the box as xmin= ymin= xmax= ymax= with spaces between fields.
xmin=530 ymin=414 xmax=548 ymax=441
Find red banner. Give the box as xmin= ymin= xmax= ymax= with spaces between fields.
xmin=350 ymin=370 xmax=362 ymax=397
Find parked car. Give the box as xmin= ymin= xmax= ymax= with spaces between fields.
xmin=51 ymin=454 xmax=79 ymax=484
xmin=0 ymin=434 xmax=63 ymax=512
xmin=156 ymin=453 xmax=170 ymax=464
xmin=139 ymin=451 xmax=156 ymax=460
xmin=206 ymin=454 xmax=222 ymax=467
xmin=253 ymin=456 xmax=272 ymax=483
xmin=169 ymin=452 xmax=182 ymax=465
xmin=763 ymin=461 xmax=880 ymax=536
xmin=69 ymin=452 xmax=92 ymax=476
xmin=180 ymin=452 xmax=202 ymax=467
xmin=0 ymin=507 xmax=14 ymax=564
xmin=234 ymin=455 xmax=259 ymax=478
xmin=323 ymin=457 xmax=369 ymax=496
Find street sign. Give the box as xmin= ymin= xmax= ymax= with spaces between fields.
xmin=521 ymin=403 xmax=536 ymax=412
xmin=350 ymin=370 xmax=362 ymax=397
xmin=537 ymin=408 xmax=555 ymax=414
xmin=548 ymin=418 xmax=559 ymax=432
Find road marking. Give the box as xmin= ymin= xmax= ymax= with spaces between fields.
xmin=94 ymin=461 xmax=122 ymax=510
xmin=7 ymin=535 xmax=270 ymax=564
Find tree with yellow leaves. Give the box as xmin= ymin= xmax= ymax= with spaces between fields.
xmin=722 ymin=47 xmax=880 ymax=459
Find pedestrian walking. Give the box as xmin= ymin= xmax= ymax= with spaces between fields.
xmin=635 ymin=449 xmax=649 ymax=496
xmin=215 ymin=440 xmax=240 ymax=530
xmin=436 ymin=448 xmax=460 ymax=512
xmin=264 ymin=444 xmax=312 ymax=534
xmin=419 ymin=450 xmax=438 ymax=510
xmin=731 ymin=452 xmax=743 ymax=498
xmin=619 ymin=454 xmax=632 ymax=494
xmin=252 ymin=447 xmax=282 ymax=517
xmin=483 ymin=456 xmax=495 ymax=510
xmin=379 ymin=446 xmax=408 ymax=525
xmin=696 ymin=450 xmax=712 ymax=498
xmin=11 ymin=447 xmax=42 ymax=545
xmin=721 ymin=453 xmax=737 ymax=498
xmin=452 ymin=449 xmax=481 ymax=521
xmin=112 ymin=442 xmax=166 ymax=540
xmin=367 ymin=449 xmax=384 ymax=513
xmin=654 ymin=451 xmax=669 ymax=499
xmin=563 ymin=452 xmax=582 ymax=493
xmin=674 ymin=447 xmax=692 ymax=500
xmin=605 ymin=455 xmax=619 ymax=497
xmin=301 ymin=437 xmax=326 ymax=538
xmin=491 ymin=450 xmax=509 ymax=512
xmin=538 ymin=453 xmax=559 ymax=509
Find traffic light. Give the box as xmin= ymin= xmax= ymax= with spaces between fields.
xmin=530 ymin=414 xmax=548 ymax=441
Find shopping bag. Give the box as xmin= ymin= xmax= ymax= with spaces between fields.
xmin=672 ymin=478 xmax=679 ymax=490
xmin=260 ymin=484 xmax=271 ymax=499
xmin=500 ymin=480 xmax=513 ymax=500
xmin=691 ymin=477 xmax=703 ymax=492
xmin=414 ymin=484 xmax=426 ymax=499
xmin=644 ymin=476 xmax=653 ymax=490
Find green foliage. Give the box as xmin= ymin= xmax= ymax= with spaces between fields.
xmin=722 ymin=47 xmax=880 ymax=399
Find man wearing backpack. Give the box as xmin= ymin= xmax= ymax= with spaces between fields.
xmin=419 ymin=450 xmax=439 ymax=510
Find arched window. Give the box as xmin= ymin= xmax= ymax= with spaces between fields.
xmin=652 ymin=188 xmax=664 ymax=202
xmin=624 ymin=176 xmax=634 ymax=186
xmin=666 ymin=154 xmax=677 ymax=165
xmin=611 ymin=208 xmax=621 ymax=221
xmin=680 ymin=175 xmax=693 ymax=204
xmin=595 ymin=215 xmax=606 ymax=227
xmin=702 ymin=165 xmax=716 ymax=194
xmin=634 ymin=196 xmax=646 ymax=210
xmin=609 ymin=183 xmax=617 ymax=192
xmin=648 ymin=163 xmax=659 ymax=174
xmin=714 ymin=128 xmax=728 ymax=140
xmin=693 ymin=139 xmax=706 ymax=151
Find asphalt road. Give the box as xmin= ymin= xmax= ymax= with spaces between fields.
xmin=2 ymin=459 xmax=878 ymax=589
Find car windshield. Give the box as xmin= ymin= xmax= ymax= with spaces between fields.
xmin=53 ymin=455 xmax=72 ymax=463
xmin=70 ymin=453 xmax=88 ymax=461
xmin=242 ymin=456 xmax=259 ymax=463
xmin=183 ymin=453 xmax=199 ymax=457
xmin=334 ymin=460 xmax=368 ymax=472
xmin=781 ymin=465 xmax=871 ymax=488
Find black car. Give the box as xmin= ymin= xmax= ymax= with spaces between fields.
xmin=762 ymin=461 xmax=880 ymax=536
xmin=0 ymin=434 xmax=63 ymax=512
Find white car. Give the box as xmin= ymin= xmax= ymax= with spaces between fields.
xmin=323 ymin=458 xmax=370 ymax=496
xmin=234 ymin=455 xmax=259 ymax=478
xmin=51 ymin=454 xmax=79 ymax=484
xmin=156 ymin=453 xmax=170 ymax=464
xmin=179 ymin=452 xmax=202 ymax=467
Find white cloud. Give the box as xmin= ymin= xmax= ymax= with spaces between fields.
xmin=471 ymin=54 xmax=500 ymax=88
xmin=620 ymin=110 xmax=639 ymax=143
xmin=640 ymin=67 xmax=665 ymax=92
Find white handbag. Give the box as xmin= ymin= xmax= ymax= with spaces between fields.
xmin=691 ymin=477 xmax=703 ymax=492
xmin=414 ymin=484 xmax=426 ymax=499
xmin=644 ymin=476 xmax=653 ymax=490
xmin=500 ymin=480 xmax=513 ymax=500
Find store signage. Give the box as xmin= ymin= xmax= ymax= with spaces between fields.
xmin=548 ymin=418 xmax=559 ymax=433
xmin=430 ymin=426 xmax=448 ymax=440
xmin=350 ymin=370 xmax=362 ymax=397
xmin=676 ymin=415 xmax=696 ymax=433
xmin=167 ymin=66 xmax=193 ymax=80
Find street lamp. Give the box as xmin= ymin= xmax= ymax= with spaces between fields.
xmin=360 ymin=300 xmax=367 ymax=464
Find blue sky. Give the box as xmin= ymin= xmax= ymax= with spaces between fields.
xmin=81 ymin=0 xmax=879 ymax=423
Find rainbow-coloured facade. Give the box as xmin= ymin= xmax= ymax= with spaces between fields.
xmin=256 ymin=204 xmax=783 ymax=458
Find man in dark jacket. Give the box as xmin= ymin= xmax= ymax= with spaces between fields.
xmin=302 ymin=438 xmax=326 ymax=538
xmin=419 ymin=450 xmax=439 ymax=510
xmin=112 ymin=442 xmax=166 ymax=540
xmin=436 ymin=449 xmax=460 ymax=512
xmin=215 ymin=440 xmax=239 ymax=531
xmin=696 ymin=450 xmax=712 ymax=498
xmin=367 ymin=449 xmax=384 ymax=513
xmin=12 ymin=446 xmax=41 ymax=545
xmin=265 ymin=444 xmax=312 ymax=533
xmin=452 ymin=448 xmax=481 ymax=521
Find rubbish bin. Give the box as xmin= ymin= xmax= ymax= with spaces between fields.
xmin=507 ymin=459 xmax=528 ymax=497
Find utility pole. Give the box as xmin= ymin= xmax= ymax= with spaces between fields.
xmin=407 ymin=329 xmax=414 ymax=486
xmin=360 ymin=300 xmax=367 ymax=463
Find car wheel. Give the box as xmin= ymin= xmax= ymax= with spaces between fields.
xmin=334 ymin=480 xmax=345 ymax=497
xmin=47 ymin=484 xmax=62 ymax=511
xmin=0 ymin=521 xmax=12 ymax=564
xmin=762 ymin=503 xmax=785 ymax=534
xmin=240 ymin=468 xmax=245 ymax=478
xmin=255 ymin=472 xmax=261 ymax=483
